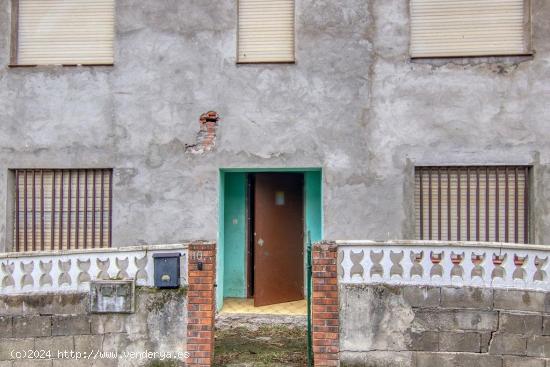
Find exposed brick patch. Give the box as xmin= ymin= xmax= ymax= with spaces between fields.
xmin=187 ymin=242 xmax=216 ymax=367
xmin=312 ymin=242 xmax=340 ymax=366
xmin=185 ymin=111 xmax=219 ymax=154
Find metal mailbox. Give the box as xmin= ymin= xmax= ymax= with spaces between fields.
xmin=153 ymin=253 xmax=180 ymax=288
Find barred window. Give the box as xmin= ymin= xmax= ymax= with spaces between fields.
xmin=14 ymin=169 xmax=112 ymax=252
xmin=415 ymin=166 xmax=529 ymax=244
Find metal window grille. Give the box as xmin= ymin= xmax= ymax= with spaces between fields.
xmin=414 ymin=166 xmax=529 ymax=243
xmin=14 ymin=169 xmax=113 ymax=252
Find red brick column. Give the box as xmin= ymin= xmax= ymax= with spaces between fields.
xmin=187 ymin=242 xmax=216 ymax=366
xmin=312 ymin=242 xmax=340 ymax=367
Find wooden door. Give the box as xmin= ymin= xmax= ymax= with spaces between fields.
xmin=254 ymin=173 xmax=304 ymax=307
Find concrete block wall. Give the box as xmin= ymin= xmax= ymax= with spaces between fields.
xmin=340 ymin=284 xmax=550 ymax=367
xmin=0 ymin=288 xmax=187 ymax=367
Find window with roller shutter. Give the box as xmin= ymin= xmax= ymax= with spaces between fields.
xmin=410 ymin=0 xmax=532 ymax=58
xmin=414 ymin=166 xmax=529 ymax=244
xmin=238 ymin=0 xmax=295 ymax=63
xmin=11 ymin=0 xmax=115 ymax=66
xmin=13 ymin=169 xmax=112 ymax=252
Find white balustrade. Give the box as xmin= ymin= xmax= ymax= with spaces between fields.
xmin=337 ymin=240 xmax=550 ymax=292
xmin=0 ymin=244 xmax=188 ymax=295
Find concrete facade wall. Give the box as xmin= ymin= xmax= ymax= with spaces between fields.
xmin=340 ymin=284 xmax=550 ymax=367
xmin=0 ymin=0 xmax=549 ymax=250
xmin=0 ymin=289 xmax=187 ymax=367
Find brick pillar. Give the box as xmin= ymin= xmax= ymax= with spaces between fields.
xmin=187 ymin=242 xmax=216 ymax=366
xmin=312 ymin=242 xmax=339 ymax=366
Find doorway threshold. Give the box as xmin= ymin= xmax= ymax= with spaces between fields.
xmin=220 ymin=298 xmax=306 ymax=316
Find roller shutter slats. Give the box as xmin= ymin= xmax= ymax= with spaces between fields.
xmin=238 ymin=0 xmax=295 ymax=63
xmin=410 ymin=0 xmax=530 ymax=57
xmin=415 ymin=167 xmax=528 ymax=244
xmin=17 ymin=0 xmax=114 ymax=65
xmin=14 ymin=169 xmax=112 ymax=252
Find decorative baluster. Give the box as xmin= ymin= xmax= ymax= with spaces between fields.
xmin=420 ymin=247 xmax=432 ymax=284
xmin=470 ymin=251 xmax=486 ymax=286
xmin=96 ymin=257 xmax=111 ymax=280
xmin=482 ymin=252 xmax=494 ymax=287
xmin=400 ymin=247 xmax=414 ymax=284
xmin=533 ymin=255 xmax=548 ymax=291
xmin=491 ymin=252 xmax=507 ymax=287
xmin=410 ymin=249 xmax=424 ymax=283
xmin=359 ymin=248 xmax=371 ymax=283
xmin=389 ymin=250 xmax=404 ymax=283
xmin=77 ymin=258 xmax=91 ymax=287
xmin=462 ymin=249 xmax=475 ymax=285
xmin=116 ymin=257 xmax=130 ymax=279
xmin=511 ymin=251 xmax=528 ymax=289
xmin=502 ymin=251 xmax=517 ymax=288
xmin=68 ymin=255 xmax=80 ymax=289
xmin=136 ymin=253 xmax=149 ymax=285
xmin=58 ymin=258 xmax=72 ymax=287
xmin=1 ymin=261 xmax=16 ymax=292
xmin=380 ymin=249 xmax=393 ymax=283
xmin=350 ymin=250 xmax=365 ymax=282
xmin=39 ymin=260 xmax=53 ymax=288
xmin=20 ymin=261 xmax=34 ymax=289
xmin=370 ymin=249 xmax=384 ymax=282
xmin=125 ymin=253 xmax=140 ymax=282
xmin=450 ymin=251 xmax=465 ymax=286
xmin=429 ymin=250 xmax=444 ymax=285
xmin=12 ymin=259 xmax=23 ymax=292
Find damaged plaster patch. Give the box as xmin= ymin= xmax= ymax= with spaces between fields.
xmin=185 ymin=111 xmax=219 ymax=154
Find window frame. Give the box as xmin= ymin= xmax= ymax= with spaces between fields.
xmin=9 ymin=0 xmax=115 ymax=67
xmin=409 ymin=0 xmax=534 ymax=60
xmin=413 ymin=165 xmax=532 ymax=244
xmin=236 ymin=0 xmax=296 ymax=64
xmin=9 ymin=168 xmax=114 ymax=253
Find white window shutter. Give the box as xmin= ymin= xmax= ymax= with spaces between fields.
xmin=17 ymin=0 xmax=115 ymax=65
xmin=238 ymin=0 xmax=295 ymax=63
xmin=410 ymin=0 xmax=530 ymax=57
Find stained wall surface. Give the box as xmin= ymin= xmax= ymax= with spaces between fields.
xmin=0 ymin=0 xmax=549 ymax=250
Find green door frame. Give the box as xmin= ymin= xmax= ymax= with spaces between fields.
xmin=217 ymin=168 xmax=323 ymax=311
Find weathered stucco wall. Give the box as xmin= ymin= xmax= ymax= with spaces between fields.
xmin=0 ymin=0 xmax=549 ymax=249
xmin=0 ymin=288 xmax=187 ymax=366
xmin=340 ymin=284 xmax=550 ymax=367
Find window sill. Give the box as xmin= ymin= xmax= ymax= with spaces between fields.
xmin=410 ymin=53 xmax=534 ymax=65
xmin=236 ymin=60 xmax=296 ymax=65
xmin=8 ymin=63 xmax=115 ymax=68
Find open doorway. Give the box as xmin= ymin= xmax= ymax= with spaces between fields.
xmin=249 ymin=172 xmax=304 ymax=306
xmin=218 ymin=169 xmax=322 ymax=312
